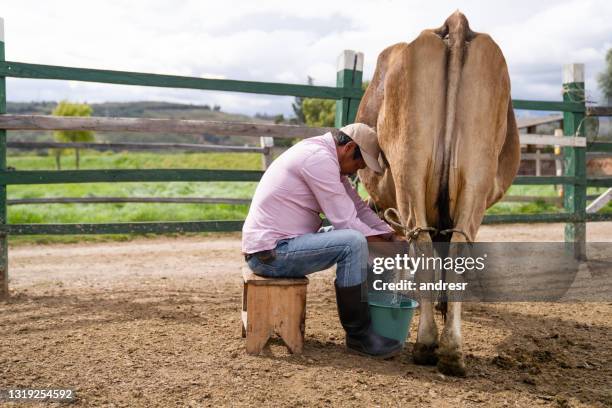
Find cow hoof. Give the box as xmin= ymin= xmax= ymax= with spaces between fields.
xmin=413 ymin=342 xmax=438 ymax=365
xmin=437 ymin=351 xmax=466 ymax=377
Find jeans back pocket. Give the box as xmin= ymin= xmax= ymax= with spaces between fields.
xmin=247 ymin=256 xmax=280 ymax=277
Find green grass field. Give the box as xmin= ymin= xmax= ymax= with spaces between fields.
xmin=7 ymin=151 xmax=260 ymax=244
xmin=6 ymin=150 xmax=611 ymax=244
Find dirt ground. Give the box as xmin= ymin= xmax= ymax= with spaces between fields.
xmin=1 ymin=223 xmax=611 ymax=407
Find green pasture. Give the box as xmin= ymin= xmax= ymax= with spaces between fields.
xmin=6 ymin=151 xmax=611 ymax=244
xmin=7 ymin=151 xmax=258 ymax=244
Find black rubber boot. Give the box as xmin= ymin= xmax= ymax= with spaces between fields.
xmin=334 ymin=280 xmax=402 ymax=359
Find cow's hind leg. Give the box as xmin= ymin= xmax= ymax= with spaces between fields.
xmin=389 ymin=170 xmax=440 ymax=365
xmin=412 ymin=233 xmax=440 ymax=365
xmin=436 ymin=235 xmax=469 ymax=377
xmin=412 ymin=234 xmax=440 ymax=366
xmin=438 ymin=304 xmax=465 ymax=376
xmin=437 ymin=181 xmax=487 ymax=376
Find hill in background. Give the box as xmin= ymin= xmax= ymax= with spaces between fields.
xmin=6 ymin=101 xmax=271 ymax=146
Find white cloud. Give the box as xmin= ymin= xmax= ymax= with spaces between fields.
xmin=2 ymin=0 xmax=611 ymax=115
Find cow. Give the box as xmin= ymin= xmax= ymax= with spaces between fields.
xmin=355 ymin=11 xmax=520 ymax=376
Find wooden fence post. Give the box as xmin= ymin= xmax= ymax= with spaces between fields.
xmin=260 ymin=136 xmax=274 ymax=170
xmin=562 ymin=63 xmax=586 ymax=260
xmin=535 ymin=148 xmax=541 ymax=176
xmin=334 ymin=50 xmax=363 ymax=128
xmin=0 ymin=17 xmax=8 ymax=300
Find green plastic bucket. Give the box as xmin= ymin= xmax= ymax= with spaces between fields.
xmin=368 ymin=292 xmax=419 ymax=344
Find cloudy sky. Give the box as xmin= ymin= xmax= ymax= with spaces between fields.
xmin=2 ymin=0 xmax=611 ymax=116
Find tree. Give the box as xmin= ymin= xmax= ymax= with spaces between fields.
xmin=598 ymin=48 xmax=612 ymax=104
xmin=52 ymin=101 xmax=95 ymax=169
xmin=292 ymin=76 xmax=313 ymax=124
xmin=302 ymin=98 xmax=336 ymax=127
xmin=301 ymin=80 xmax=370 ymax=127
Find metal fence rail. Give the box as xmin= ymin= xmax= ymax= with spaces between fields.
xmin=0 ymin=61 xmax=363 ymax=99
xmin=7 ymin=197 xmax=252 ymax=205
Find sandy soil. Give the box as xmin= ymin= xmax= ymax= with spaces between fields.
xmin=1 ymin=223 xmax=611 ymax=407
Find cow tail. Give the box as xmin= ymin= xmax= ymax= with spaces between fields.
xmin=439 ymin=11 xmax=473 ymax=197
xmin=434 ymin=11 xmax=474 ymax=322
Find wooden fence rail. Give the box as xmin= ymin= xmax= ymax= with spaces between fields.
xmin=0 ymin=115 xmax=602 ymax=148
xmin=0 ymin=114 xmax=332 ymax=139
xmin=7 ymin=140 xmax=268 ymax=153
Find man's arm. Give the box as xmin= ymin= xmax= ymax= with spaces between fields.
xmin=300 ymin=155 xmax=385 ymax=237
xmin=341 ymin=177 xmax=394 ymax=236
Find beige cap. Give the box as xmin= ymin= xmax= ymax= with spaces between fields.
xmin=339 ymin=123 xmax=383 ymax=174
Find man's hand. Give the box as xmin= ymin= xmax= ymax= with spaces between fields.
xmin=366 ymin=233 xmax=405 ymax=243
xmin=390 ymin=233 xmax=406 ymax=242
xmin=366 ymin=235 xmax=388 ymax=243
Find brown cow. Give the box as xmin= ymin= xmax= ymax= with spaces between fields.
xmin=356 ymin=11 xmax=520 ymax=376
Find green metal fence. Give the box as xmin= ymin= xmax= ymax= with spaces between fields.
xmin=0 ymin=27 xmax=610 ymax=298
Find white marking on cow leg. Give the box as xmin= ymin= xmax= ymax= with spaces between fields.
xmin=417 ymin=295 xmax=438 ymax=345
xmin=416 ymin=300 xmax=438 ymax=341
xmin=441 ymin=302 xmax=462 ymax=347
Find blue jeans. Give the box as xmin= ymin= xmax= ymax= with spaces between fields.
xmin=246 ymin=228 xmax=368 ymax=287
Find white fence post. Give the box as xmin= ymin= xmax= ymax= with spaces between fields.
xmin=535 ymin=148 xmax=541 ymax=176
xmin=260 ymin=136 xmax=274 ymax=170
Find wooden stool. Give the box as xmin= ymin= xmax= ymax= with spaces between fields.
xmin=241 ymin=266 xmax=309 ymax=355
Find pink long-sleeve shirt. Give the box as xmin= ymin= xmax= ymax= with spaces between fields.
xmin=241 ymin=132 xmax=393 ymax=254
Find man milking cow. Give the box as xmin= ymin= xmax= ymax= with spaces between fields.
xmin=242 ymin=123 xmax=403 ymax=358
xmin=243 ymin=11 xmax=520 ymax=376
